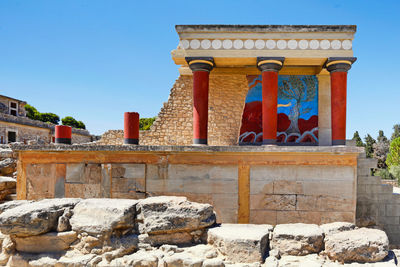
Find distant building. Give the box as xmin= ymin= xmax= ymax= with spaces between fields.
xmin=0 ymin=94 xmax=92 ymax=144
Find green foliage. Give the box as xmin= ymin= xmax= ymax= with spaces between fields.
xmin=373 ymin=130 xmax=390 ymax=169
xmin=374 ymin=168 xmax=393 ymax=180
xmin=387 ymin=137 xmax=400 ymax=168
xmin=389 ymin=165 xmax=400 ymax=181
xmin=392 ymin=124 xmax=400 ymax=141
xmin=377 ymin=130 xmax=388 ymax=143
xmin=139 ymin=117 xmax=156 ymax=130
xmin=62 ymin=116 xmax=86 ymax=129
xmin=352 ymin=131 xmax=364 ymax=147
xmin=364 ymin=134 xmax=376 ymax=158
xmin=24 ymin=104 xmax=40 ymax=120
xmin=39 ymin=113 xmax=60 ymax=124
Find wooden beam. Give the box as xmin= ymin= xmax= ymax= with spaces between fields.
xmin=238 ymin=164 xmax=250 ymax=223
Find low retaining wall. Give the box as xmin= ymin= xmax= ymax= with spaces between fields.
xmin=14 ymin=145 xmax=362 ymax=225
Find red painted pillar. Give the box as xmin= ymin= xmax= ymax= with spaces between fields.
xmin=55 ymin=125 xmax=72 ymax=144
xmin=124 ymin=112 xmax=139 ymax=145
xmin=326 ymin=57 xmax=356 ymax=146
xmin=186 ymin=57 xmax=214 ymax=145
xmin=257 ymin=57 xmax=285 ymax=145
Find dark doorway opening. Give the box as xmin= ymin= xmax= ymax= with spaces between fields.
xmin=7 ymin=131 xmax=16 ymax=143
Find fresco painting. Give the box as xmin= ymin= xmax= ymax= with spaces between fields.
xmin=239 ymin=75 xmax=319 ymax=144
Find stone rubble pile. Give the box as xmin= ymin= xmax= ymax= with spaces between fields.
xmin=0 ymin=196 xmax=396 ymax=267
xmin=0 ymin=145 xmax=17 ymax=202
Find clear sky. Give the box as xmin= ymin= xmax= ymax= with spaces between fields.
xmin=0 ymin=0 xmax=399 ymax=140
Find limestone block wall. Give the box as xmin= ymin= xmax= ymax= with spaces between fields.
xmin=356 ymin=154 xmax=400 ymax=245
xmin=0 ymin=122 xmax=51 ymax=144
xmin=96 ymin=130 xmax=124 ymax=145
xmin=140 ymin=74 xmax=249 ymax=146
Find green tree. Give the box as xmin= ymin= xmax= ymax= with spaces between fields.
xmin=392 ymin=124 xmax=400 ymax=141
xmin=364 ymin=134 xmax=376 ymax=158
xmin=352 ymin=131 xmax=364 ymax=147
xmin=24 ymin=104 xmax=40 ymax=120
xmin=139 ymin=117 xmax=156 ymax=130
xmin=39 ymin=112 xmax=60 ymax=124
xmin=389 ymin=166 xmax=400 ymax=181
xmin=373 ymin=130 xmax=390 ymax=169
xmin=62 ymin=116 xmax=85 ymax=129
xmin=387 ymin=137 xmax=400 ymax=168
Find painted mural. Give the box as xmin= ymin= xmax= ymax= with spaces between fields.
xmin=239 ymin=75 xmax=319 ymax=144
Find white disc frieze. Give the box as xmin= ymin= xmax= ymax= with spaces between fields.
xmin=277 ymin=40 xmax=287 ymax=50
xmin=309 ymin=39 xmax=319 ymax=50
xmin=233 ymin=39 xmax=244 ymax=49
xmin=342 ymin=40 xmax=352 ymax=50
xmin=299 ymin=40 xmax=308 ymax=49
xmin=244 ymin=39 xmax=254 ymax=49
xmin=287 ymin=40 xmax=297 ymax=49
xmin=223 ymin=39 xmax=233 ymax=49
xmin=180 ymin=40 xmax=190 ymax=49
xmin=331 ymin=40 xmax=341 ymax=50
xmin=266 ymin=40 xmax=276 ymax=49
xmin=255 ymin=39 xmax=265 ymax=49
xmin=320 ymin=40 xmax=330 ymax=50
xmin=201 ymin=39 xmax=211 ymax=49
xmin=190 ymin=39 xmax=200 ymax=49
xmin=212 ymin=40 xmax=222 ymax=49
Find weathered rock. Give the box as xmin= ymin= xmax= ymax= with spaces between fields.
xmin=320 ymin=222 xmax=355 ymax=237
xmin=57 ymin=208 xmax=73 ymax=232
xmin=140 ymin=231 xmax=198 ymax=246
xmin=203 ymin=258 xmax=225 ymax=267
xmin=324 ymin=228 xmax=389 ymax=263
xmin=114 ymin=249 xmax=159 ymax=267
xmin=0 ymin=198 xmax=80 ymax=237
xmin=277 ymin=254 xmax=325 ymax=267
xmin=0 ymin=200 xmax=33 ymax=215
xmin=263 ymin=256 xmax=278 ymax=267
xmin=29 ymin=255 xmax=60 ymax=267
xmin=138 ymin=196 xmax=216 ymax=234
xmin=208 ymin=224 xmax=272 ymax=263
xmin=55 ymin=253 xmax=96 ymax=267
xmin=0 ymin=176 xmax=16 ymax=200
xmin=70 ymin=198 xmax=138 ymax=235
xmin=271 ymin=223 xmax=324 ymax=256
xmin=14 ymin=231 xmax=77 ymax=253
xmin=0 ymin=158 xmax=16 ymax=176
xmin=164 ymin=252 xmax=204 ymax=267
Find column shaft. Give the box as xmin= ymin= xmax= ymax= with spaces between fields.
xmin=192 ymin=71 xmax=209 ymax=144
xmin=331 ymin=71 xmax=347 ymax=145
xmin=262 ymin=71 xmax=278 ymax=144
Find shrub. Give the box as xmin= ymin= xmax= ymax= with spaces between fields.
xmin=387 ymin=137 xmax=400 ymax=168
xmin=39 ymin=112 xmax=60 ymax=124
xmin=139 ymin=117 xmax=156 ymax=130
xmin=390 ymin=166 xmax=400 ymax=181
xmin=374 ymin=168 xmax=393 ymax=180
xmin=24 ymin=104 xmax=40 ymax=120
xmin=62 ymin=116 xmax=86 ymax=129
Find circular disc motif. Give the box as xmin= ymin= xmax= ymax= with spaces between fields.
xmin=299 ymin=40 xmax=308 ymax=49
xmin=266 ymin=40 xmax=276 ymax=49
xmin=342 ymin=40 xmax=352 ymax=50
xmin=255 ymin=40 xmax=265 ymax=49
xmin=288 ymin=40 xmax=298 ymax=49
xmin=212 ymin=40 xmax=222 ymax=49
xmin=190 ymin=39 xmax=200 ymax=49
xmin=201 ymin=39 xmax=211 ymax=49
xmin=320 ymin=40 xmax=331 ymax=50
xmin=277 ymin=40 xmax=287 ymax=50
xmin=233 ymin=39 xmax=244 ymax=49
xmin=331 ymin=40 xmax=341 ymax=50
xmin=180 ymin=40 xmax=190 ymax=49
xmin=244 ymin=40 xmax=255 ymax=49
xmin=310 ymin=40 xmax=319 ymax=50
xmin=223 ymin=40 xmax=233 ymax=49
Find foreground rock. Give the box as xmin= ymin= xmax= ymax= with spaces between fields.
xmin=271 ymin=223 xmax=324 ymax=256
xmin=324 ymin=228 xmax=389 ymax=263
xmin=0 ymin=177 xmax=16 ymax=200
xmin=70 ymin=198 xmax=138 ymax=236
xmin=320 ymin=222 xmax=356 ymax=237
xmin=0 ymin=198 xmax=80 ymax=237
xmin=208 ymin=224 xmax=272 ymax=263
xmin=138 ymin=196 xmax=216 ymax=245
xmin=0 ymin=158 xmax=15 ymax=176
xmin=14 ymin=231 xmax=77 ymax=253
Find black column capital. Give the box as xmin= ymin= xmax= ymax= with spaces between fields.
xmin=257 ymin=57 xmax=285 ymax=72
xmin=185 ymin=57 xmax=214 ymax=72
xmin=325 ymin=57 xmax=357 ymax=73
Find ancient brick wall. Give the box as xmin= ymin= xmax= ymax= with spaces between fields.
xmin=140 ymin=74 xmax=249 ymax=146
xmin=96 ymin=130 xmax=124 ymax=145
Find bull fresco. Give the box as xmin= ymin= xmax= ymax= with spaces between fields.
xmin=239 ymin=75 xmax=318 ymax=144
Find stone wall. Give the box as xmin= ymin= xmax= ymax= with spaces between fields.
xmin=140 ymin=74 xmax=249 ymax=146
xmin=15 ymin=145 xmax=361 ymax=226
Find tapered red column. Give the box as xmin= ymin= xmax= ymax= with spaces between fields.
xmin=124 ymin=112 xmax=139 ymax=145
xmin=186 ymin=57 xmax=214 ymax=145
xmin=55 ymin=125 xmax=72 ymax=144
xmin=326 ymin=57 xmax=357 ymax=146
xmin=257 ymin=57 xmax=285 ymax=145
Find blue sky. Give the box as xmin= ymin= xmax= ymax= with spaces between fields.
xmin=0 ymin=1 xmax=399 ymax=139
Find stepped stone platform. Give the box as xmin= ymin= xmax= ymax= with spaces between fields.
xmin=0 ymin=196 xmax=396 ymax=266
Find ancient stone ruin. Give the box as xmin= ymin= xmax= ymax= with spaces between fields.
xmin=0 ymin=196 xmax=396 ymax=267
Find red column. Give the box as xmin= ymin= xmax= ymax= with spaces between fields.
xmin=186 ymin=57 xmax=214 ymax=145
xmin=326 ymin=57 xmax=356 ymax=146
xmin=124 ymin=112 xmax=139 ymax=145
xmin=55 ymin=125 xmax=72 ymax=144
xmin=257 ymin=57 xmax=284 ymax=145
